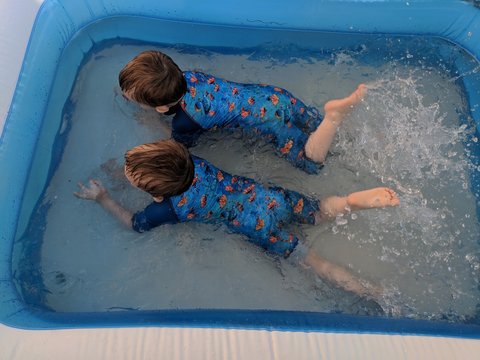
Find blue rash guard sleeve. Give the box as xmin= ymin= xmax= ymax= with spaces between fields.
xmin=131 ymin=200 xmax=179 ymax=233
xmin=166 ymin=104 xmax=204 ymax=147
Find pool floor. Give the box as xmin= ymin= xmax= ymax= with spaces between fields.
xmin=13 ymin=37 xmax=480 ymax=324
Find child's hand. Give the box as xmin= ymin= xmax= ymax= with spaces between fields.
xmin=74 ymin=179 xmax=108 ymax=202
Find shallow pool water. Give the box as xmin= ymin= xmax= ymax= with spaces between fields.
xmin=14 ymin=37 xmax=480 ymax=323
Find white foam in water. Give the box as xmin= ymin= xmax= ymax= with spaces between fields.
xmin=35 ymin=43 xmax=479 ymax=321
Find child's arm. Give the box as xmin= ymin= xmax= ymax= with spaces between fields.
xmin=74 ymin=179 xmax=133 ymax=228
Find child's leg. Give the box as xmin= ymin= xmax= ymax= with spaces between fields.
xmin=316 ymin=187 xmax=400 ymax=221
xmin=295 ymin=187 xmax=399 ymax=299
xmin=305 ymin=84 xmax=366 ymax=163
xmin=302 ymin=249 xmax=382 ymax=299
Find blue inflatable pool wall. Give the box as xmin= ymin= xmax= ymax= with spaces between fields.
xmin=1 ymin=0 xmax=480 ymax=336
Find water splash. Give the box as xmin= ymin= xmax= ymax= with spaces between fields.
xmin=331 ymin=69 xmax=480 ymax=320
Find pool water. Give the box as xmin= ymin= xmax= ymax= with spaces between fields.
xmin=14 ymin=37 xmax=480 ymax=323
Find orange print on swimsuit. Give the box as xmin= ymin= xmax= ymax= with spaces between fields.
xmin=297 ymin=149 xmax=304 ymax=160
xmin=218 ymin=194 xmax=227 ymax=208
xmin=267 ymin=199 xmax=278 ymax=210
xmin=217 ymin=171 xmax=224 ymax=181
xmin=260 ymin=107 xmax=266 ymax=118
xmin=240 ymin=108 xmax=250 ymax=118
xmin=280 ymin=140 xmax=294 ymax=154
xmin=300 ymin=107 xmax=305 ymax=114
xmin=225 ymin=185 xmax=234 ymax=193
xmin=269 ymin=235 xmax=278 ymax=243
xmin=214 ymin=84 xmax=220 ymax=92
xmin=255 ymin=218 xmax=265 ymax=231
xmin=232 ymin=87 xmax=239 ymax=95
xmin=177 ymin=197 xmax=188 ymax=207
xmin=208 ymin=110 xmax=216 ymax=117
xmin=231 ymin=176 xmax=238 ymax=184
xmin=290 ymin=97 xmax=297 ymax=105
xmin=189 ymin=86 xmax=196 ymax=98
xmin=208 ymin=93 xmax=215 ymax=101
xmin=248 ymin=97 xmax=255 ymax=105
xmin=248 ymin=192 xmax=256 ymax=202
xmin=207 ymin=77 xmax=215 ymax=84
xmin=187 ymin=212 xmax=196 ymax=219
xmin=293 ymin=198 xmax=304 ymax=214
xmin=191 ymin=175 xmax=198 ymax=186
xmin=200 ymin=194 xmax=207 ymax=208
xmin=194 ymin=103 xmax=202 ymax=112
xmin=243 ymin=184 xmax=255 ymax=194
xmin=270 ymin=94 xmax=279 ymax=105
xmin=288 ymin=234 xmax=294 ymax=242
xmin=228 ymin=102 xmax=235 ymax=112
xmin=189 ymin=75 xmax=198 ymax=83
xmin=274 ymin=87 xmax=283 ymax=93
xmin=205 ymin=210 xmax=213 ymax=219
xmin=236 ymin=202 xmax=244 ymax=212
xmin=232 ymin=219 xmax=240 ymax=227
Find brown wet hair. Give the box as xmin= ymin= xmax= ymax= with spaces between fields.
xmin=119 ymin=50 xmax=187 ymax=107
xmin=125 ymin=139 xmax=194 ymax=198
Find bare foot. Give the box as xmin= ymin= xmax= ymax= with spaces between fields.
xmin=364 ymin=282 xmax=384 ymax=300
xmin=347 ymin=187 xmax=400 ymax=210
xmin=324 ymin=84 xmax=366 ymax=123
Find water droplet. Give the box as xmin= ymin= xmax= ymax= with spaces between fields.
xmin=336 ymin=217 xmax=348 ymax=226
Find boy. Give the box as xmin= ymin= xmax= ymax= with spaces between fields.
xmin=75 ymin=139 xmax=400 ymax=300
xmin=119 ymin=50 xmax=366 ymax=174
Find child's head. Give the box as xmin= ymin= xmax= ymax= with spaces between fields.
xmin=119 ymin=50 xmax=187 ymax=112
xmin=124 ymin=139 xmax=194 ymax=199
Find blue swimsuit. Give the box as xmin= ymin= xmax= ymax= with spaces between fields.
xmin=132 ymin=156 xmax=319 ymax=258
xmin=169 ymin=71 xmax=323 ymax=174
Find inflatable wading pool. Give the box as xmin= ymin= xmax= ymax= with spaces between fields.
xmin=1 ymin=0 xmax=480 ymax=349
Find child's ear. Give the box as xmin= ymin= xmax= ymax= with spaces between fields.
xmin=152 ymin=195 xmax=164 ymax=202
xmin=155 ymin=105 xmax=170 ymax=113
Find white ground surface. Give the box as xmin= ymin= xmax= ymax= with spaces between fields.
xmin=1 ymin=324 xmax=480 ymax=360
